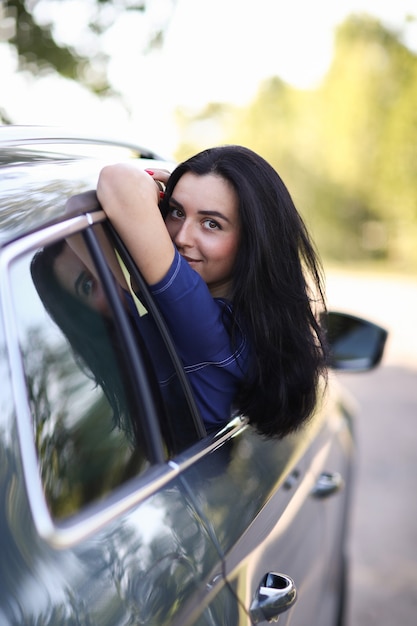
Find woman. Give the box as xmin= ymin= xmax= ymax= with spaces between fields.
xmin=97 ymin=145 xmax=328 ymax=438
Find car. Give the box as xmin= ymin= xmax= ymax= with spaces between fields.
xmin=0 ymin=126 xmax=387 ymax=626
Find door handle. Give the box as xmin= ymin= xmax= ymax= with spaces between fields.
xmin=311 ymin=471 xmax=344 ymax=498
xmin=249 ymin=572 xmax=297 ymax=623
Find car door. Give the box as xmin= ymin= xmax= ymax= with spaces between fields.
xmin=177 ymin=391 xmax=352 ymax=626
xmin=0 ymin=215 xmax=239 ymax=626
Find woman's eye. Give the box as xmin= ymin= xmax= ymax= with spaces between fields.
xmin=81 ymin=276 xmax=94 ymax=297
xmin=74 ymin=270 xmax=97 ymax=302
xmin=203 ymin=219 xmax=220 ymax=230
xmin=169 ymin=207 xmax=184 ymax=219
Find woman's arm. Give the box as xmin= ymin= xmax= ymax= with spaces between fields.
xmin=97 ymin=164 xmax=175 ymax=286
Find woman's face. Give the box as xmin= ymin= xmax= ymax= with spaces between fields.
xmin=53 ymin=243 xmax=112 ymax=315
xmin=165 ymin=173 xmax=240 ymax=298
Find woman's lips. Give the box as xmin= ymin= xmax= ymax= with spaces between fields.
xmin=182 ymin=255 xmax=200 ymax=264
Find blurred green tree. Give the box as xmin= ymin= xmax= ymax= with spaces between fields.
xmin=313 ymin=15 xmax=417 ymax=265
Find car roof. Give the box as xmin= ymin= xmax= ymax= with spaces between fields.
xmin=0 ymin=125 xmax=165 ymax=159
xmin=0 ymin=126 xmax=172 ymax=246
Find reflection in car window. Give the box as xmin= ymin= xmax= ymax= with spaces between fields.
xmin=11 ymin=246 xmax=150 ymax=519
xmin=10 ymin=228 xmax=201 ymax=520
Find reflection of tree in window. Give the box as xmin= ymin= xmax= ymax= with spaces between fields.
xmin=20 ymin=325 xmax=147 ymax=519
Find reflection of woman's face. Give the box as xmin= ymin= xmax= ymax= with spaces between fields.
xmin=53 ymin=244 xmax=111 ymax=316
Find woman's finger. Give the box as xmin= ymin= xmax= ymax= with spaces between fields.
xmin=145 ymin=168 xmax=171 ymax=186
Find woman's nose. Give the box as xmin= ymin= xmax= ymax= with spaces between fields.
xmin=173 ymin=220 xmax=192 ymax=248
xmin=93 ymin=283 xmax=112 ymax=316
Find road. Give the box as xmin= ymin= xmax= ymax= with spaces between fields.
xmin=326 ymin=270 xmax=417 ymax=625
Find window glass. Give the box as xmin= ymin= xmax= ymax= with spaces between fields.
xmin=10 ymin=226 xmax=201 ymax=521
xmin=11 ymin=238 xmax=151 ymax=520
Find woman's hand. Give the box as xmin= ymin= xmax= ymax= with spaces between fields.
xmin=145 ymin=168 xmax=171 ymax=187
xmin=145 ymin=167 xmax=171 ymax=199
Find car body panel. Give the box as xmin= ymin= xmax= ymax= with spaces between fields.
xmin=0 ymin=145 xmax=167 ymax=245
xmin=0 ymin=451 xmax=227 ymax=625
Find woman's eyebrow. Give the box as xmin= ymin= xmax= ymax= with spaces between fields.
xmin=197 ymin=209 xmax=232 ymax=224
xmin=169 ymin=196 xmax=182 ymax=209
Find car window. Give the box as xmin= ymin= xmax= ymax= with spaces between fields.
xmin=7 ymin=226 xmax=200 ymax=522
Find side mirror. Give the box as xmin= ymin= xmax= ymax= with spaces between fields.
xmin=325 ymin=312 xmax=388 ymax=372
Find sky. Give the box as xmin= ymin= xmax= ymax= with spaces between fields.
xmin=1 ymin=0 xmax=416 ymax=156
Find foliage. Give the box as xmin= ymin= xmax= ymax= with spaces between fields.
xmin=21 ymin=324 xmax=145 ymax=519
xmin=1 ymin=0 xmax=175 ymax=105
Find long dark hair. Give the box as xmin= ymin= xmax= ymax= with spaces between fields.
xmin=162 ymin=145 xmax=328 ymax=437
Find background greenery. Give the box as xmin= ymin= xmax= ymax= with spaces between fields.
xmin=2 ymin=1 xmax=416 ymax=273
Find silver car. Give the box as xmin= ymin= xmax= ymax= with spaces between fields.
xmin=0 ymin=127 xmax=387 ymax=626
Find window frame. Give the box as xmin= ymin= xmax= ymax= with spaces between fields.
xmin=0 ymin=215 xmax=174 ymax=540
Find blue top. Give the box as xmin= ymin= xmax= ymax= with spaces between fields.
xmin=128 ymin=248 xmax=250 ymax=433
